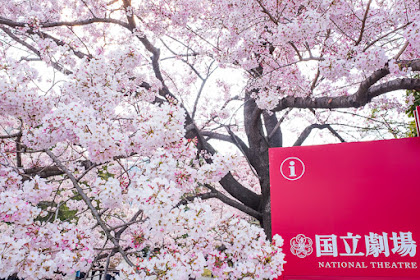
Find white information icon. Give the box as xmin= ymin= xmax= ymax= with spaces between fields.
xmin=280 ymin=157 xmax=305 ymax=181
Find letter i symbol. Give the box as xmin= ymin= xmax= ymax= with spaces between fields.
xmin=289 ymin=161 xmax=296 ymax=177
xmin=280 ymin=157 xmax=305 ymax=181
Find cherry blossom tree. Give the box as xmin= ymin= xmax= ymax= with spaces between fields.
xmin=0 ymin=0 xmax=419 ymax=279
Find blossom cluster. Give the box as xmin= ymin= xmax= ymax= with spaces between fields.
xmin=0 ymin=222 xmax=95 ymax=280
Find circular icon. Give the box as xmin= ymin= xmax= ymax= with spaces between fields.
xmin=280 ymin=157 xmax=305 ymax=181
xmin=290 ymin=234 xmax=313 ymax=258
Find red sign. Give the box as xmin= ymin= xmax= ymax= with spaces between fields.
xmin=270 ymin=138 xmax=420 ymax=280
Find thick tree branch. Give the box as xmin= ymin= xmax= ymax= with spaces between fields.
xmin=201 ymin=130 xmax=250 ymax=157
xmin=275 ymin=77 xmax=420 ymax=110
xmin=177 ymin=186 xmax=262 ymax=220
xmin=293 ymin=124 xmax=345 ymax=146
xmin=275 ymin=60 xmax=420 ymax=111
xmin=0 ymin=131 xmax=22 ymax=139
xmin=244 ymin=92 xmax=264 ymax=157
xmin=201 ymin=131 xmax=235 ymax=143
xmin=223 ymin=125 xmax=261 ymax=180
xmin=23 ymin=158 xmax=96 ymax=179
xmin=190 ymin=107 xmax=256 ymax=199
xmin=200 ymin=129 xmax=261 ymax=181
xmin=23 ymin=166 xmax=67 ymax=178
xmin=263 ymin=112 xmax=282 ymax=147
xmin=0 ymin=16 xmax=129 ymax=29
xmin=326 ymin=126 xmax=346 ymax=143
xmin=219 ymin=173 xmax=261 ymax=211
xmin=122 ymin=0 xmax=136 ymax=29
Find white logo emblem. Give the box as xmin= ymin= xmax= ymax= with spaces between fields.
xmin=280 ymin=157 xmax=305 ymax=181
xmin=290 ymin=234 xmax=313 ymax=258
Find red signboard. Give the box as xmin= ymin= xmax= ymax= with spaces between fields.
xmin=270 ymin=137 xmax=420 ymax=280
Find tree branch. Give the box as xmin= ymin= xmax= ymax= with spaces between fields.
xmin=255 ymin=0 xmax=278 ymax=24
xmin=35 ymin=30 xmax=92 ymax=59
xmin=15 ymin=134 xmax=23 ymax=168
xmin=0 ymin=26 xmax=73 ymax=75
xmin=363 ymin=22 xmax=411 ymax=52
xmin=192 ymin=62 xmax=216 ymax=119
xmin=293 ymin=124 xmax=345 ymax=146
xmin=177 ymin=186 xmax=262 ymax=220
xmin=201 ymin=130 xmax=250 ymax=157
xmin=268 ymin=108 xmax=291 ymax=140
xmin=355 ymin=0 xmax=372 ymax=46
xmin=326 ymin=125 xmax=346 ymax=143
xmin=115 ymin=209 xmax=143 ymax=237
xmin=0 ymin=16 xmax=129 ymax=29
xmin=0 ymin=131 xmax=22 ymax=139
xmin=219 ymin=172 xmax=261 ymax=211
xmin=274 ymin=60 xmax=420 ymax=111
xmin=45 ymin=149 xmax=135 ymax=267
xmin=23 ymin=165 xmax=67 ymax=178
xmin=263 ymin=112 xmax=282 ymax=147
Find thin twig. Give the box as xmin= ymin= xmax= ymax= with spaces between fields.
xmin=355 ymin=0 xmax=372 ymax=46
